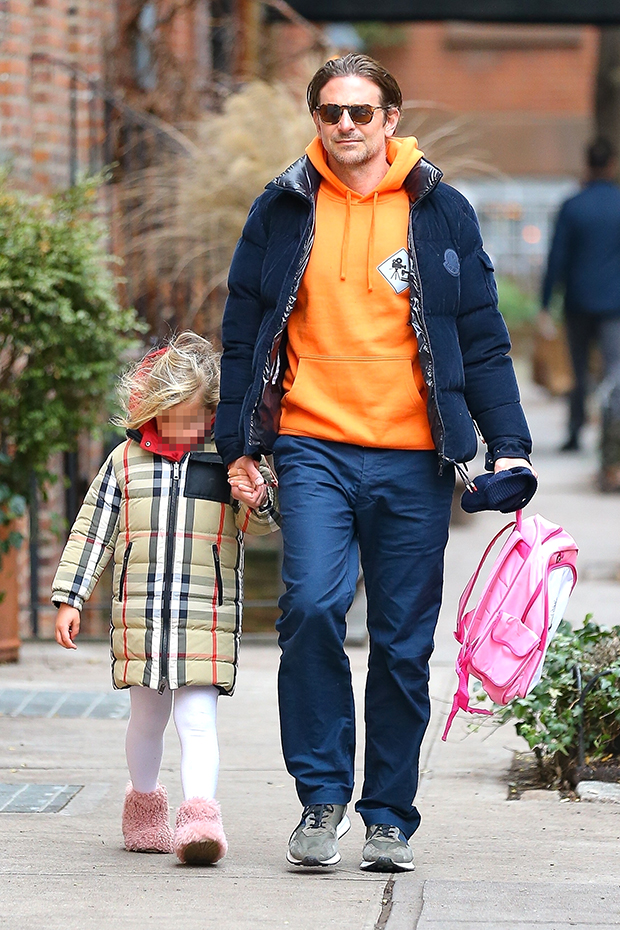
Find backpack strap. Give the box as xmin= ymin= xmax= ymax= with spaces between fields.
xmin=456 ymin=516 xmax=517 ymax=636
xmin=441 ymin=648 xmax=494 ymax=741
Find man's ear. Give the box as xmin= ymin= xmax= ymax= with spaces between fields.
xmin=312 ymin=111 xmax=321 ymax=136
xmin=384 ymin=107 xmax=401 ymax=139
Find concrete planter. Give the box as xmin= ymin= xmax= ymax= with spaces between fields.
xmin=0 ymin=525 xmax=20 ymax=663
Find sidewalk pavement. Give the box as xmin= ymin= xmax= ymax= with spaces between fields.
xmin=2 ymin=372 xmax=620 ymax=930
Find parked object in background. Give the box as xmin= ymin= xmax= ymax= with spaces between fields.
xmin=532 ymin=326 xmax=575 ymax=397
xmin=442 ymin=510 xmax=578 ymax=739
xmin=0 ymin=524 xmax=21 ymax=663
xmin=600 ymin=381 xmax=620 ymax=491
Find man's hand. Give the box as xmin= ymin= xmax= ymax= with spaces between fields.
xmin=537 ymin=310 xmax=557 ymax=340
xmin=494 ymin=457 xmax=538 ymax=478
xmin=55 ymin=604 xmax=81 ymax=649
xmin=227 ymin=455 xmax=267 ymax=509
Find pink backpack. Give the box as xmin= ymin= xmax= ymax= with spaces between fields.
xmin=442 ymin=510 xmax=578 ymax=741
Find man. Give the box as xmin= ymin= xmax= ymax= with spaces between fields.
xmin=215 ymin=54 xmax=532 ymax=872
xmin=541 ymin=137 xmax=620 ymax=451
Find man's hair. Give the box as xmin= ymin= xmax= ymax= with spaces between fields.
xmin=587 ymin=137 xmax=616 ymax=171
xmin=116 ymin=331 xmax=221 ymax=429
xmin=306 ymin=54 xmax=403 ymax=114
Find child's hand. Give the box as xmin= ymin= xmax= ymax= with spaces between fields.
xmin=55 ymin=604 xmax=81 ymax=649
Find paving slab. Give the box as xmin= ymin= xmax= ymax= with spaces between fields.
xmin=417 ymin=881 xmax=620 ymax=929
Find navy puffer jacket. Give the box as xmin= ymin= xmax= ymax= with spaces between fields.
xmin=215 ymin=155 xmax=531 ymax=472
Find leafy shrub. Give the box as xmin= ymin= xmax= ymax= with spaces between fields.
xmin=496 ymin=618 xmax=620 ymax=778
xmin=0 ymin=173 xmax=144 ymax=565
xmin=496 ymin=276 xmax=538 ymax=328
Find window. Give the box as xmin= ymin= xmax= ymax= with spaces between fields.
xmin=132 ymin=2 xmax=158 ymax=92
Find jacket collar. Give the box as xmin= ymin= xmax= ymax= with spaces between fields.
xmin=267 ymin=153 xmax=443 ymax=204
xmin=126 ymin=421 xmax=216 ymax=462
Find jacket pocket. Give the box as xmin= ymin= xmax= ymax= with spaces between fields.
xmin=477 ymin=248 xmax=498 ymax=303
xmin=185 ymin=454 xmax=230 ymax=502
xmin=118 ymin=541 xmax=133 ymax=601
xmin=212 ymin=543 xmax=224 ymax=607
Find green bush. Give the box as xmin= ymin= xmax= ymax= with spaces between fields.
xmin=496 ymin=618 xmax=620 ymax=776
xmin=0 ymin=173 xmax=144 ymax=564
xmin=496 ymin=276 xmax=538 ymax=328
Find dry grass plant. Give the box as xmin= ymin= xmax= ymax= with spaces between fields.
xmin=117 ymin=81 xmax=314 ymax=336
xmin=117 ymin=88 xmax=493 ymax=336
xmin=399 ymin=101 xmax=496 ymax=181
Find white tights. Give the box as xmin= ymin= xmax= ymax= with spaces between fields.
xmin=125 ymin=685 xmax=219 ymax=799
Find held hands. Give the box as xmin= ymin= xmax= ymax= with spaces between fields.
xmin=55 ymin=604 xmax=81 ymax=649
xmin=227 ymin=455 xmax=268 ymax=509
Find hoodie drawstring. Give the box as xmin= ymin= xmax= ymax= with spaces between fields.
xmin=367 ymin=192 xmax=378 ymax=292
xmin=340 ymin=189 xmax=351 ymax=281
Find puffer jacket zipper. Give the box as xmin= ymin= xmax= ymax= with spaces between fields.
xmin=212 ymin=543 xmax=224 ymax=607
xmin=248 ymin=194 xmax=316 ymax=449
xmin=118 ymin=541 xmax=133 ymax=601
xmin=407 ymin=199 xmax=446 ymax=468
xmin=159 ymin=458 xmax=181 ymax=693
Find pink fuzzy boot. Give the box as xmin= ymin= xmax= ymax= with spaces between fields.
xmin=173 ymin=798 xmax=228 ymax=865
xmin=122 ymin=783 xmax=174 ymax=853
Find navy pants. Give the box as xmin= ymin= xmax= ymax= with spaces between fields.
xmin=565 ymin=311 xmax=620 ymax=440
xmin=272 ymin=436 xmax=454 ymax=838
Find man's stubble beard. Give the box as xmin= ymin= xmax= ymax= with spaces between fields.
xmin=326 ymin=134 xmax=384 ymax=168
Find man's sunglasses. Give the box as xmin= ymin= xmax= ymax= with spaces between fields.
xmin=315 ymin=103 xmax=389 ymax=125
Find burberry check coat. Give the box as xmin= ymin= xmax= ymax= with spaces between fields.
xmin=51 ymin=438 xmax=279 ymax=693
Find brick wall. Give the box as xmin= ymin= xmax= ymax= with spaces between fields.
xmin=374 ymin=22 xmax=599 ymax=176
xmin=0 ymin=0 xmax=114 ymax=190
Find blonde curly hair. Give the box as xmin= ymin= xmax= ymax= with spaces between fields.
xmin=116 ymin=332 xmax=220 ymax=429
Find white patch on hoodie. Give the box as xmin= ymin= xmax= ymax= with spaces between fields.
xmin=377 ymin=248 xmax=410 ymax=294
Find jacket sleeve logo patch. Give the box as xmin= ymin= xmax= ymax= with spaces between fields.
xmin=376 ymin=248 xmax=410 ymax=294
xmin=443 ymin=248 xmax=460 ymax=277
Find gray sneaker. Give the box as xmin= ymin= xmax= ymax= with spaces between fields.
xmin=287 ymin=803 xmax=351 ymax=867
xmin=360 ymin=824 xmax=415 ymax=872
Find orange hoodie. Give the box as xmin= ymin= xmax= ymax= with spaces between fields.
xmin=279 ymin=136 xmax=435 ymax=450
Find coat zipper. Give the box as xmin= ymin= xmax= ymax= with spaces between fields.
xmin=249 ymin=195 xmax=316 ymax=447
xmin=212 ymin=543 xmax=224 ymax=607
xmin=118 ymin=541 xmax=133 ymax=601
xmin=408 ymin=201 xmax=447 ymax=467
xmin=159 ymin=459 xmax=181 ymax=693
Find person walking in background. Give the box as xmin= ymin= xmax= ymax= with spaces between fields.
xmin=541 ymin=138 xmax=620 ymax=452
xmin=216 ymin=54 xmax=533 ymax=872
xmin=52 ymin=333 xmax=279 ymax=865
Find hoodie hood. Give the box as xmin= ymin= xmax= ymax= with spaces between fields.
xmin=305 ymin=135 xmax=424 ymax=200
xmin=305 ymin=136 xmax=424 ymax=289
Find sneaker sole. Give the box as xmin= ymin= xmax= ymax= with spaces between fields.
xmin=359 ymin=854 xmax=415 ymax=873
xmin=286 ymin=814 xmax=351 ymax=867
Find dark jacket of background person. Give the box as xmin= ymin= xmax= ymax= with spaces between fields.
xmin=215 ymin=157 xmax=532 ymax=472
xmin=542 ymin=180 xmax=620 ymax=315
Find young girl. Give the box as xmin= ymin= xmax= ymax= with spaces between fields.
xmin=52 ymin=333 xmax=279 ymax=865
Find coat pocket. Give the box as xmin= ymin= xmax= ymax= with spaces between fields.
xmin=185 ymin=454 xmax=230 ymax=502
xmin=212 ymin=543 xmax=224 ymax=607
xmin=118 ymin=541 xmax=133 ymax=601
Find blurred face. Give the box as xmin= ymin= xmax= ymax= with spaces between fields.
xmin=156 ymin=392 xmax=211 ymax=446
xmin=312 ymin=75 xmax=400 ymax=171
